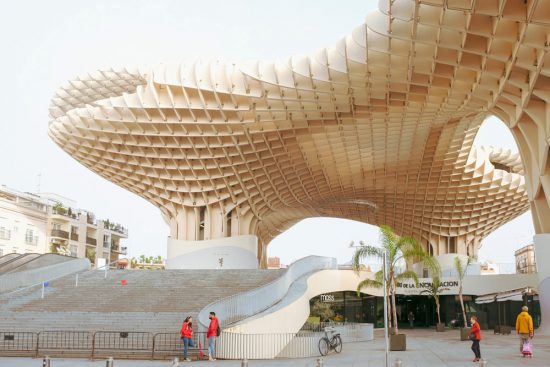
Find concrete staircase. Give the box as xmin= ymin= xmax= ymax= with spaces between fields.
xmin=0 ymin=269 xmax=283 ymax=333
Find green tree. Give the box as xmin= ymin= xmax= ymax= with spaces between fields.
xmin=420 ymin=276 xmax=449 ymax=324
xmin=454 ymin=256 xmax=473 ymax=327
xmin=352 ymin=225 xmax=438 ymax=335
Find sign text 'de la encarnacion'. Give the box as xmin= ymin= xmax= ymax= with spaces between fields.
xmin=319 ymin=278 xmax=460 ymax=300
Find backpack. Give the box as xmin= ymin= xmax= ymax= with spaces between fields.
xmin=216 ymin=324 xmax=221 ymax=337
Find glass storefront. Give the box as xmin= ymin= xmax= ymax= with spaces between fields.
xmin=309 ymin=291 xmax=384 ymax=328
xmin=308 ymin=292 xmax=541 ymax=329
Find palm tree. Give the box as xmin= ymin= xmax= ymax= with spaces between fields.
xmin=420 ymin=276 xmax=449 ymax=326
xmin=352 ymin=225 xmax=438 ymax=335
xmin=454 ymin=256 xmax=473 ymax=327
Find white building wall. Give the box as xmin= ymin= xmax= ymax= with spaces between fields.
xmin=166 ymin=235 xmax=258 ymax=269
xmin=0 ymin=193 xmax=48 ymax=255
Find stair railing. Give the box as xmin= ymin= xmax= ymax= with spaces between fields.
xmin=198 ymin=255 xmax=337 ymax=330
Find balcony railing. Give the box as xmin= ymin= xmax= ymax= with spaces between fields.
xmin=70 ymin=233 xmax=78 ymax=241
xmin=51 ymin=229 xmax=69 ymax=239
xmin=86 ymin=237 xmax=97 ymax=246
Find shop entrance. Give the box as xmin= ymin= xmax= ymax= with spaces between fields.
xmin=394 ymin=295 xmax=436 ymax=328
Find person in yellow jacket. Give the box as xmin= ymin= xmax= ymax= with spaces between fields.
xmin=515 ymin=306 xmax=534 ymax=354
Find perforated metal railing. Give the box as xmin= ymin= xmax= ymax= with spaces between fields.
xmin=198 ymin=255 xmax=337 ymax=330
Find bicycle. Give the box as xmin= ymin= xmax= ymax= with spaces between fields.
xmin=318 ymin=326 xmax=342 ymax=356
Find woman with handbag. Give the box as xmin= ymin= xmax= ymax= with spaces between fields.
xmin=469 ymin=315 xmax=482 ymax=362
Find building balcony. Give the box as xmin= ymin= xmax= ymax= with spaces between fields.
xmin=51 ymin=229 xmax=69 ymax=239
xmin=111 ymin=245 xmax=127 ymax=255
xmin=86 ymin=237 xmax=97 ymax=246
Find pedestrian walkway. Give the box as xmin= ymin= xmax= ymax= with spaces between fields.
xmin=1 ymin=329 xmax=549 ymax=366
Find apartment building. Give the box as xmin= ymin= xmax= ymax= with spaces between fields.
xmin=0 ymin=185 xmax=128 ymax=265
xmin=515 ymin=244 xmax=537 ymax=274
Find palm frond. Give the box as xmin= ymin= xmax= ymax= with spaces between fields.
xmin=395 ymin=270 xmax=419 ymax=286
xmin=356 ymin=278 xmax=383 ymax=296
xmin=379 ymin=225 xmax=397 ymax=254
xmin=352 ymin=244 xmax=383 ymax=274
xmin=454 ymin=256 xmax=465 ymax=279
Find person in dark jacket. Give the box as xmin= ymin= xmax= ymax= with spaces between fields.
xmin=207 ymin=311 xmax=219 ymax=361
xmin=180 ymin=316 xmax=194 ymax=361
xmin=469 ymin=315 xmax=482 ymax=362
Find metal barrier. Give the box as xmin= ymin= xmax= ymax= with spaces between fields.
xmin=0 ymin=331 xmax=37 ymax=356
xmin=152 ymin=332 xmax=208 ymax=360
xmin=0 ymin=326 xmax=372 ymax=359
xmin=92 ymin=331 xmax=152 ymax=359
xmin=198 ymin=256 xmax=337 ymax=330
xmin=37 ymin=331 xmax=92 ymax=357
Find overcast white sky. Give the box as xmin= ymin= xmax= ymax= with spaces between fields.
xmin=0 ymin=1 xmax=534 ymax=266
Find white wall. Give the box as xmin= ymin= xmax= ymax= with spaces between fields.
xmin=166 ymin=235 xmax=258 ymax=269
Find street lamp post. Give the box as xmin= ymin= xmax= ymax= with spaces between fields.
xmin=383 ymin=250 xmax=389 ymax=367
xmin=350 ymin=241 xmax=389 ymax=366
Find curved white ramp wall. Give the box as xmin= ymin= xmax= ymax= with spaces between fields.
xmin=166 ymin=235 xmax=258 ymax=269
xmin=226 ymin=269 xmax=380 ymax=335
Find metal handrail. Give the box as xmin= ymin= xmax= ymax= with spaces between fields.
xmin=0 ymin=258 xmax=119 ymax=299
xmin=197 ymin=255 xmax=337 ymax=330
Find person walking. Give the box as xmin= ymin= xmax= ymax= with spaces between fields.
xmin=516 ymin=306 xmax=534 ymax=354
xmin=207 ymin=311 xmax=219 ymax=361
xmin=180 ymin=316 xmax=195 ymax=361
xmin=408 ymin=311 xmax=415 ymax=329
xmin=469 ymin=315 xmax=482 ymax=362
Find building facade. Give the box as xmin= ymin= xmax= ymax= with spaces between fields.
xmin=516 ymin=244 xmax=537 ymax=274
xmin=0 ymin=185 xmax=128 ymax=265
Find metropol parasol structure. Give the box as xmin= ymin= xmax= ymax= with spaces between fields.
xmin=49 ymin=1 xmax=550 ymax=332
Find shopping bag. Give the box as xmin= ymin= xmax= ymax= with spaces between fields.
xmin=522 ymin=340 xmax=533 ymax=355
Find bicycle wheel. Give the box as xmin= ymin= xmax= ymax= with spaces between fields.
xmin=318 ymin=337 xmax=330 ymax=356
xmin=333 ymin=335 xmax=343 ymax=353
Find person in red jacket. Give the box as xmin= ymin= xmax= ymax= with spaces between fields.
xmin=207 ymin=311 xmax=219 ymax=361
xmin=469 ymin=315 xmax=482 ymax=362
xmin=180 ymin=316 xmax=194 ymax=361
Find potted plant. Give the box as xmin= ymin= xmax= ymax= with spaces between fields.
xmin=421 ymin=276 xmax=449 ymax=332
xmin=455 ymin=256 xmax=473 ymax=340
xmin=353 ymin=225 xmax=438 ymax=351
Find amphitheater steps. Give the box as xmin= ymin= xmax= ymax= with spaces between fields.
xmin=0 ymin=269 xmax=283 ymax=333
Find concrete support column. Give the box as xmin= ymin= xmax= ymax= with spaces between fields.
xmin=534 ymin=233 xmax=550 ymax=335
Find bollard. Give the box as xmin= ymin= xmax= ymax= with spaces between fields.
xmin=42 ymin=356 xmax=50 ymax=367
xmin=172 ymin=357 xmax=179 ymax=366
xmin=479 ymin=359 xmax=487 ymax=367
xmin=394 ymin=358 xmax=402 ymax=367
xmin=241 ymin=358 xmax=248 ymax=367
xmin=316 ymin=357 xmax=323 ymax=367
xmin=106 ymin=356 xmax=114 ymax=367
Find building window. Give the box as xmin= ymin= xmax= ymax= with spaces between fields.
xmin=52 ymin=223 xmax=61 ymax=231
xmin=71 ymin=226 xmax=79 ymax=234
xmin=226 ymin=210 xmax=232 ymax=237
xmin=103 ymin=235 xmax=110 ymax=248
xmin=0 ymin=226 xmax=10 ymax=240
xmin=198 ymin=207 xmax=205 ymax=240
xmin=25 ymin=228 xmax=34 ymax=244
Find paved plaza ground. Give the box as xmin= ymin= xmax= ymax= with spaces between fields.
xmin=1 ymin=329 xmax=549 ymax=367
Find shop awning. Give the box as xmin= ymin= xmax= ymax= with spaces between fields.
xmin=475 ymin=287 xmax=537 ymax=304
xmin=496 ymin=290 xmax=524 ymax=302
xmin=475 ymin=294 xmax=496 ymax=304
